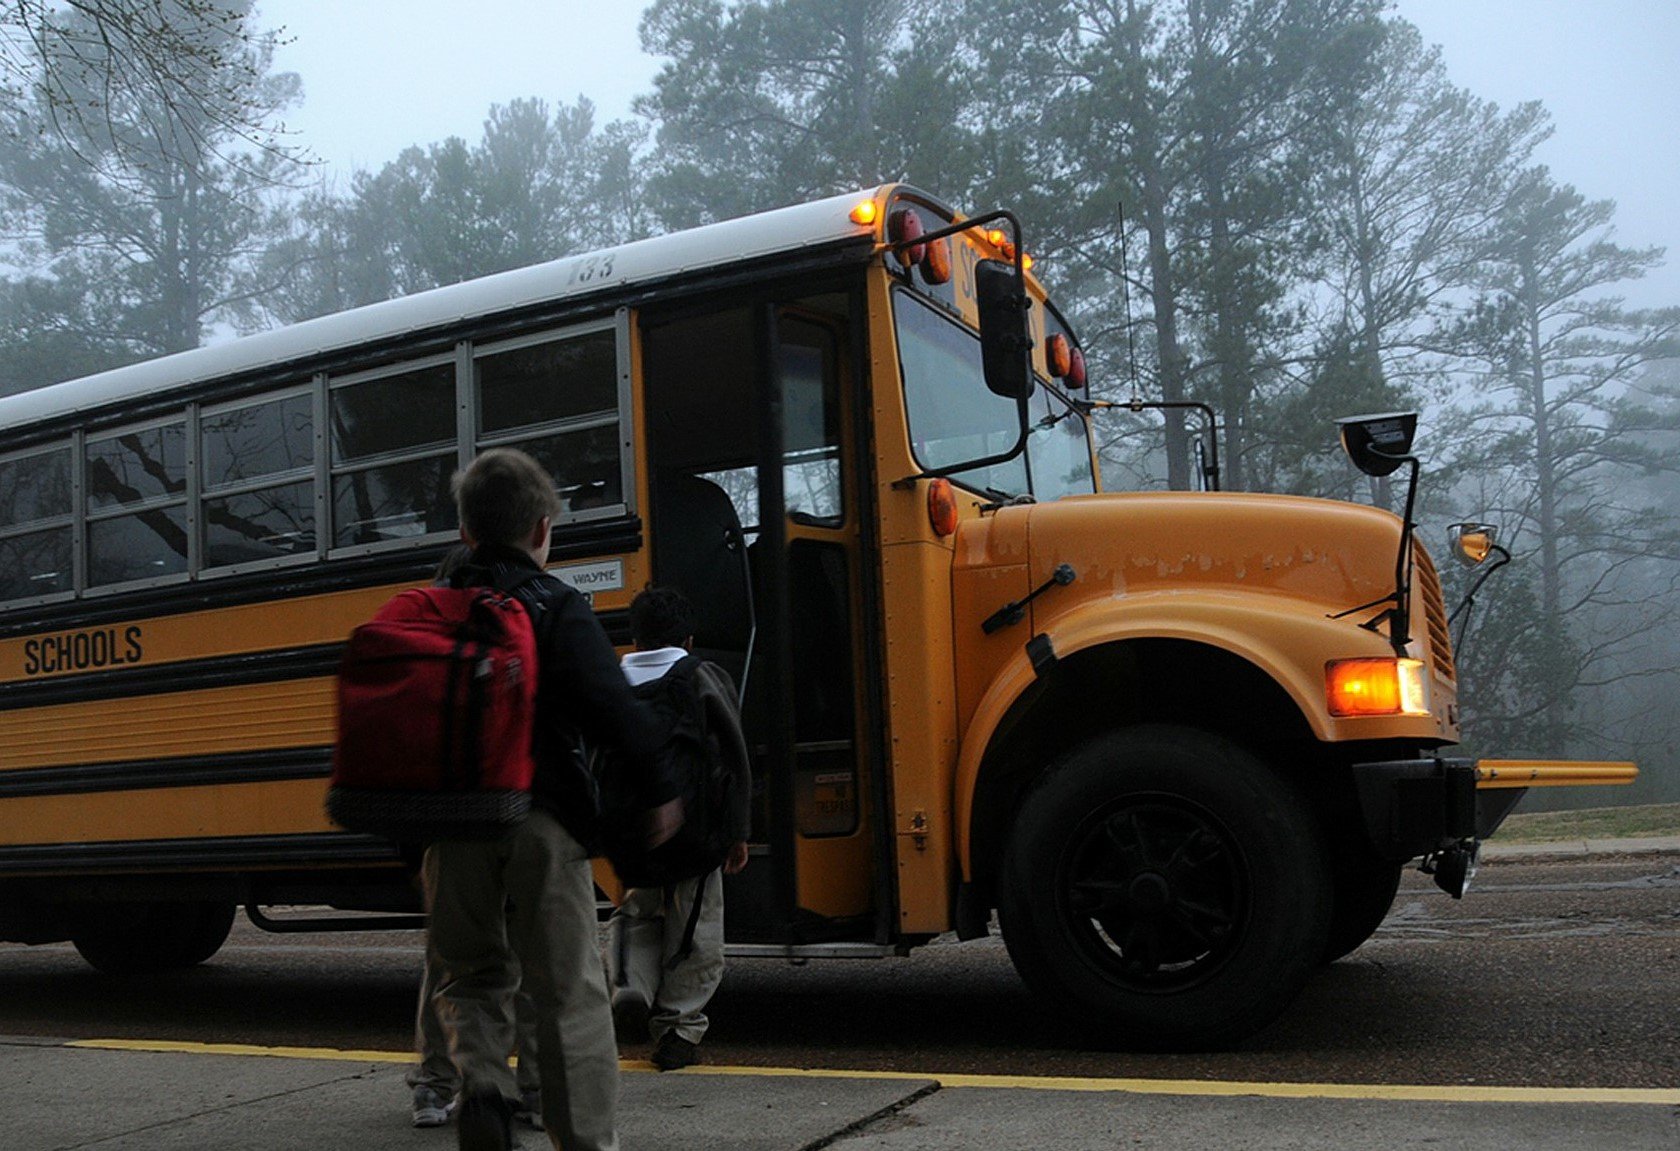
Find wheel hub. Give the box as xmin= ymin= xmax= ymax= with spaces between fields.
xmin=1127 ymin=871 xmax=1173 ymax=915
xmin=1064 ymin=798 xmax=1247 ymax=985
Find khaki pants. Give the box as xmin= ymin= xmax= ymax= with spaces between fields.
xmin=426 ymin=809 xmax=618 ymax=1151
xmin=607 ymin=869 xmax=726 ymax=1045
xmin=407 ymin=942 xmax=540 ymax=1100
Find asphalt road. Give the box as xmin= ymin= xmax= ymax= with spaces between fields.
xmin=0 ymin=853 xmax=1675 ymax=1091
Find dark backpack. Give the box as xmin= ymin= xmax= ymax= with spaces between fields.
xmin=596 ymin=655 xmax=740 ymax=889
xmin=327 ymin=583 xmax=538 ymax=841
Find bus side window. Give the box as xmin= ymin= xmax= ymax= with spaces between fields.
xmin=474 ymin=326 xmax=626 ymax=519
xmin=0 ymin=445 xmax=74 ymax=600
xmin=201 ymin=391 xmax=316 ymax=568
xmin=328 ymin=360 xmax=458 ymax=548
xmin=781 ymin=340 xmax=842 ymax=525
xmin=85 ymin=422 xmax=189 ymax=587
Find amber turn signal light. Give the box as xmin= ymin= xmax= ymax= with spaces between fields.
xmin=928 ymin=478 xmax=959 ymax=537
xmin=1046 ymin=333 xmax=1072 ymax=378
xmin=922 ymin=236 xmax=952 ymax=285
xmin=1066 ymin=347 xmax=1087 ymax=390
xmin=889 ymin=208 xmax=926 ymax=269
xmin=1326 ymin=658 xmax=1429 ymax=717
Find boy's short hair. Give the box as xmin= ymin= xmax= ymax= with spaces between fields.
xmin=629 ymin=586 xmax=696 ymax=650
xmin=452 ymin=449 xmax=561 ymax=547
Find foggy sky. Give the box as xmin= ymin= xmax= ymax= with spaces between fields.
xmin=260 ymin=0 xmax=1680 ymax=310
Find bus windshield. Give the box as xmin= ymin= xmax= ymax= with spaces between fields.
xmin=1025 ymin=388 xmax=1095 ymax=500
xmin=894 ymin=290 xmax=1094 ymax=500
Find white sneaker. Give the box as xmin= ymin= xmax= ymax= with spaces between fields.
xmin=411 ymin=1085 xmax=457 ymax=1128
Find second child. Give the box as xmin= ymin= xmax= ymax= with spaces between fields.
xmin=607 ymin=586 xmax=751 ymax=1071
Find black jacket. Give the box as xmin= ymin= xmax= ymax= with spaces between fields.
xmin=452 ymin=544 xmax=677 ymax=844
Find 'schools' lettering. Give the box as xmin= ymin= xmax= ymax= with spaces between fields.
xmin=23 ymin=627 xmax=144 ymax=675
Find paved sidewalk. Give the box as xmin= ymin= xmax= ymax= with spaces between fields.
xmin=4 ymin=1036 xmax=1677 ymax=1151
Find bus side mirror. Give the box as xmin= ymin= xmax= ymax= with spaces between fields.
xmin=976 ymin=259 xmax=1032 ymax=400
xmin=1336 ymin=411 xmax=1417 ymax=477
xmin=1449 ymin=523 xmax=1500 ymax=567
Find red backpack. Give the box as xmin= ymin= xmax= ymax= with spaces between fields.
xmin=328 ymin=584 xmax=539 ymax=841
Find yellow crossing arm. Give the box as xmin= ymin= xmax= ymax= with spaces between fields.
xmin=1474 ymin=761 xmax=1639 ymax=789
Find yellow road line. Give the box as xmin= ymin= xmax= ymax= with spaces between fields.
xmin=65 ymin=1039 xmax=1680 ymax=1107
xmin=71 ymin=1039 xmax=410 ymax=1065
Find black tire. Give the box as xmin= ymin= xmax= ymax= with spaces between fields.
xmin=72 ymin=901 xmax=236 ymax=974
xmin=1321 ymin=852 xmax=1403 ymax=963
xmin=997 ymin=725 xmax=1332 ymax=1051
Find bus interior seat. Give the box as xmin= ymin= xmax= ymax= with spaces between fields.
xmin=653 ymin=472 xmax=755 ymax=690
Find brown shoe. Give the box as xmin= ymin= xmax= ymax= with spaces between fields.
xmin=652 ymin=1033 xmax=699 ymax=1071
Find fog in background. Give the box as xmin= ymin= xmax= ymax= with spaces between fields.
xmin=262 ymin=0 xmax=1680 ymax=308
xmin=3 ymin=1 xmax=1677 ymax=809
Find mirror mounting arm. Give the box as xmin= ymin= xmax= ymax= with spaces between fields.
xmin=896 ymin=210 xmax=1034 ymax=484
xmin=1326 ymin=448 xmax=1419 ymax=654
xmin=1448 ymin=542 xmax=1513 ymax=657
xmin=1080 ymin=398 xmax=1222 ymax=491
xmin=1377 ymin=449 xmax=1419 ymax=655
xmin=1333 ymin=413 xmax=1423 ymax=655
xmin=896 ymin=404 xmax=1030 ymax=485
xmin=885 ymin=208 xmax=1024 ymax=261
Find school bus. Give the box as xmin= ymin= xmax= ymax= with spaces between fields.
xmin=0 ymin=185 xmax=1635 ymax=1049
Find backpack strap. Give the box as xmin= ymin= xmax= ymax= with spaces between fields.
xmin=458 ymin=570 xmax=548 ymax=782
xmin=492 ymin=565 xmax=554 ymax=602
xmin=666 ymin=870 xmax=714 ymax=970
xmin=662 ymin=653 xmax=709 ymax=729
xmin=495 ymin=567 xmax=563 ymax=646
xmin=663 ymin=652 xmax=704 ymax=682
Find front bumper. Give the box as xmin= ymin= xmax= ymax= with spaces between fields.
xmin=1350 ymin=757 xmax=1639 ymax=863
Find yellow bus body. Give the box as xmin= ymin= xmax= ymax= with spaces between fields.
xmin=0 ymin=184 xmax=1633 ymax=1047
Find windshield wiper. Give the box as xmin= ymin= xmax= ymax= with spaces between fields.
xmin=1035 ymin=407 xmax=1075 ymax=431
xmin=978 ymin=486 xmax=1035 ymax=513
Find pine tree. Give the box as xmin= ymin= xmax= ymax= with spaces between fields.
xmin=0 ymin=0 xmax=304 ymax=373
xmin=1446 ymin=167 xmax=1680 ymax=755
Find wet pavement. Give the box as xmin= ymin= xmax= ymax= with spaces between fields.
xmin=3 ymin=839 xmax=1678 ymax=1149
xmin=4 ymin=1037 xmax=1678 ymax=1150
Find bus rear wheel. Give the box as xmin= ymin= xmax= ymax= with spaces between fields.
xmin=997 ymin=725 xmax=1331 ymax=1051
xmin=72 ymin=901 xmax=236 ymax=974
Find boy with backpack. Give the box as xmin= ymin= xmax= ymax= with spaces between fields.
xmin=372 ymin=448 xmax=680 ymax=1151
xmin=606 ymin=586 xmax=751 ymax=1072
xmin=401 ymin=545 xmax=541 ymax=1132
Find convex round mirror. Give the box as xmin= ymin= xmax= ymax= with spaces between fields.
xmin=1449 ymin=522 xmax=1499 ymax=567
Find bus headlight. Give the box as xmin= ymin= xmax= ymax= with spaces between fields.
xmin=1326 ymin=657 xmax=1430 ymax=718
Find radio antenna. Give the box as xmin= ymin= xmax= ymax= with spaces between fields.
xmin=1118 ymin=201 xmax=1140 ymax=407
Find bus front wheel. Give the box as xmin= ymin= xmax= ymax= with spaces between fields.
xmin=72 ymin=901 xmax=236 ymax=975
xmin=1322 ymin=851 xmax=1404 ymax=963
xmin=997 ymin=725 xmax=1331 ymax=1051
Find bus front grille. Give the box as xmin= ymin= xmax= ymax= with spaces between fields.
xmin=1413 ymin=544 xmax=1455 ymax=682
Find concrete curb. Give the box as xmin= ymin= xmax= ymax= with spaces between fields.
xmin=1481 ymin=835 xmax=1680 ymax=861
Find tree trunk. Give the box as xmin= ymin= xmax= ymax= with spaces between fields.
xmin=1521 ymin=255 xmax=1560 ymax=622
xmin=1142 ymin=167 xmax=1191 ymax=490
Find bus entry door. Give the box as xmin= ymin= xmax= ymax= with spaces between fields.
xmin=642 ymin=299 xmax=876 ymax=944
